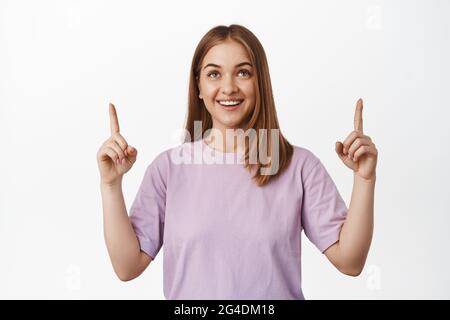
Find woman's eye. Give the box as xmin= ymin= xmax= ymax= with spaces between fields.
xmin=207 ymin=71 xmax=219 ymax=79
xmin=238 ymin=69 xmax=251 ymax=77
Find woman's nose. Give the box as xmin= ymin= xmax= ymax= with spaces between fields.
xmin=221 ymin=75 xmax=239 ymax=95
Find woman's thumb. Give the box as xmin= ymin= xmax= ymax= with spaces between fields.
xmin=335 ymin=141 xmax=346 ymax=160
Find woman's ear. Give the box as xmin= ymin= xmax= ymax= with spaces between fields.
xmin=197 ymin=79 xmax=202 ymax=99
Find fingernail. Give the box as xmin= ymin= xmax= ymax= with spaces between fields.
xmin=122 ymin=158 xmax=126 ymax=165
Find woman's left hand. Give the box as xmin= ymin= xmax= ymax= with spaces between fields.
xmin=335 ymin=99 xmax=378 ymax=181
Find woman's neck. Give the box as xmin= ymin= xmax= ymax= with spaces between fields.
xmin=204 ymin=126 xmax=245 ymax=153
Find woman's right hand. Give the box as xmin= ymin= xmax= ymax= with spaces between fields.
xmin=97 ymin=103 xmax=138 ymax=186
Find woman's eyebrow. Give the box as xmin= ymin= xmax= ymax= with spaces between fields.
xmin=203 ymin=62 xmax=253 ymax=70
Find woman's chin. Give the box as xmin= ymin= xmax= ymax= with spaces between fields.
xmin=215 ymin=117 xmax=244 ymax=130
xmin=207 ymin=104 xmax=253 ymax=130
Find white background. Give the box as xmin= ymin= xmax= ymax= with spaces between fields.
xmin=1 ymin=0 xmax=449 ymax=299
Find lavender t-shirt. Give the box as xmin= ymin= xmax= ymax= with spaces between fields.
xmin=129 ymin=139 xmax=347 ymax=300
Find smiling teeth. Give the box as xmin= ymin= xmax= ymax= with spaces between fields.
xmin=219 ymin=100 xmax=242 ymax=106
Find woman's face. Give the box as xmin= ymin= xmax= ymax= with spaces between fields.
xmin=198 ymin=39 xmax=256 ymax=131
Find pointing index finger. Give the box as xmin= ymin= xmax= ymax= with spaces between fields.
xmin=354 ymin=98 xmax=363 ymax=133
xmin=109 ymin=103 xmax=120 ymax=135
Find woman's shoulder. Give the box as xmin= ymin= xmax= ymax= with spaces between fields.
xmin=288 ymin=144 xmax=336 ymax=184
xmin=290 ymin=144 xmax=321 ymax=168
xmin=145 ymin=140 xmax=200 ymax=170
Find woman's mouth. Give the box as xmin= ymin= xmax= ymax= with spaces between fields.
xmin=216 ymin=99 xmax=244 ymax=111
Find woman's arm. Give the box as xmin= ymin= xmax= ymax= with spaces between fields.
xmin=97 ymin=103 xmax=151 ymax=281
xmin=101 ymin=181 xmax=152 ymax=281
xmin=325 ymin=98 xmax=378 ymax=276
xmin=324 ymin=174 xmax=375 ymax=276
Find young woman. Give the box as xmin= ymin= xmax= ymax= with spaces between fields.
xmin=97 ymin=24 xmax=378 ymax=299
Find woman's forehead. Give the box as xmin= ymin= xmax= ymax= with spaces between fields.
xmin=202 ymin=40 xmax=251 ymax=67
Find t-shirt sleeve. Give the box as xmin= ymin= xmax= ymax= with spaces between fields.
xmin=301 ymin=158 xmax=348 ymax=253
xmin=129 ymin=153 xmax=167 ymax=260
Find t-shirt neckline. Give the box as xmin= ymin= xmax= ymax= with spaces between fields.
xmin=201 ymin=138 xmax=244 ymax=155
